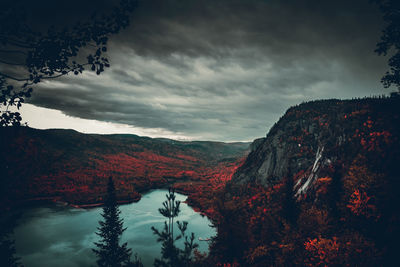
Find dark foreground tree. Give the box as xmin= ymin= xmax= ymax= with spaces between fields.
xmin=93 ymin=176 xmax=142 ymax=267
xmin=0 ymin=213 xmax=22 ymax=267
xmin=0 ymin=235 xmax=21 ymax=267
xmin=151 ymin=188 xmax=198 ymax=267
xmin=281 ymin=175 xmax=299 ymax=225
xmin=374 ymin=0 xmax=400 ymax=91
xmin=0 ymin=0 xmax=137 ymax=126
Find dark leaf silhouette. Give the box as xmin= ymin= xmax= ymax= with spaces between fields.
xmin=0 ymin=0 xmax=137 ymax=126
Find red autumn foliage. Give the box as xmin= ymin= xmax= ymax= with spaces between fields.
xmin=347 ymin=189 xmax=377 ymax=219
xmin=1 ymin=127 xmax=249 ymax=209
xmin=216 ymin=262 xmax=239 ymax=267
xmin=316 ymin=177 xmax=332 ymax=195
xmin=304 ymin=237 xmax=340 ymax=266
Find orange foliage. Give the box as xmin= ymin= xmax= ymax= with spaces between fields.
xmin=304 ymin=236 xmax=340 ymax=266
xmin=344 ymin=154 xmax=382 ymax=193
xmin=245 ymin=245 xmax=268 ymax=264
xmin=347 ymin=189 xmax=377 ymax=219
xmin=216 ymin=262 xmax=239 ymax=267
xmin=316 ymin=176 xmax=332 ymax=195
xmin=360 ymin=131 xmax=392 ymax=152
xmin=298 ymin=207 xmax=331 ymax=236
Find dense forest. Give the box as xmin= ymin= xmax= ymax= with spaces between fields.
xmin=0 ymin=128 xmax=248 ymax=210
xmin=191 ymin=95 xmax=400 ymax=266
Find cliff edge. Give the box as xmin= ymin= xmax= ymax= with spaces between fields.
xmin=232 ymin=96 xmax=399 ymax=198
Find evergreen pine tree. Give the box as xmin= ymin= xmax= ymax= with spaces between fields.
xmin=327 ymin=162 xmax=342 ymax=220
xmin=282 ymin=164 xmax=299 ymax=225
xmin=151 ymin=188 xmax=198 ymax=267
xmin=0 ymin=235 xmax=21 ymax=267
xmin=282 ymin=175 xmax=299 ymax=225
xmin=0 ymin=213 xmax=22 ymax=267
xmin=93 ymin=177 xmax=142 ymax=267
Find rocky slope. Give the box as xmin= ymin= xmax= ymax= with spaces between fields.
xmin=232 ymin=96 xmax=399 ymax=198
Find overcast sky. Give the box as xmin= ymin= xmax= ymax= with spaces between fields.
xmin=14 ymin=0 xmax=394 ymax=141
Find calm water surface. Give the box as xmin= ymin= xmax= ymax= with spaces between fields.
xmin=13 ymin=189 xmax=215 ymax=267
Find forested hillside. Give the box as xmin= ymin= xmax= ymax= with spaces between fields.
xmin=0 ymin=128 xmax=248 ymax=209
xmin=194 ymin=96 xmax=400 ymax=266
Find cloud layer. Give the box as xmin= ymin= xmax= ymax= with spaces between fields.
xmin=24 ymin=0 xmax=391 ymax=141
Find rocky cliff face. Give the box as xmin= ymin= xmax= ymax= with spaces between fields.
xmin=232 ymin=97 xmax=399 ymax=198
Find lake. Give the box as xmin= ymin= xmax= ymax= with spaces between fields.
xmin=12 ymin=189 xmax=216 ymax=267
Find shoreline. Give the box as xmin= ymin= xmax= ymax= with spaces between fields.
xmin=3 ymin=187 xmax=196 ymax=211
xmin=0 ymin=186 xmax=214 ymax=225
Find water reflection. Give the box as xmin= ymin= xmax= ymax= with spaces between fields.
xmin=12 ymin=190 xmax=215 ymax=267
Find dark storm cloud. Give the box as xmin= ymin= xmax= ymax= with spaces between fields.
xmin=122 ymin=0 xmax=382 ymax=60
xmin=23 ymin=0 xmax=391 ymax=141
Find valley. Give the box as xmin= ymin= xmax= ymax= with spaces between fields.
xmin=0 ymin=128 xmax=249 ymax=211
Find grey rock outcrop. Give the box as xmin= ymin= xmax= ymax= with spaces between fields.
xmin=231 ymin=98 xmax=398 ymax=193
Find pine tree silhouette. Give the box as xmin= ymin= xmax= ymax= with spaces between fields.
xmin=0 ymin=235 xmax=21 ymax=267
xmin=0 ymin=212 xmax=22 ymax=267
xmin=93 ymin=176 xmax=142 ymax=267
xmin=151 ymin=188 xmax=198 ymax=267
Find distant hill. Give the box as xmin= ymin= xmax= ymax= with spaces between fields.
xmin=0 ymin=127 xmax=249 ymax=208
